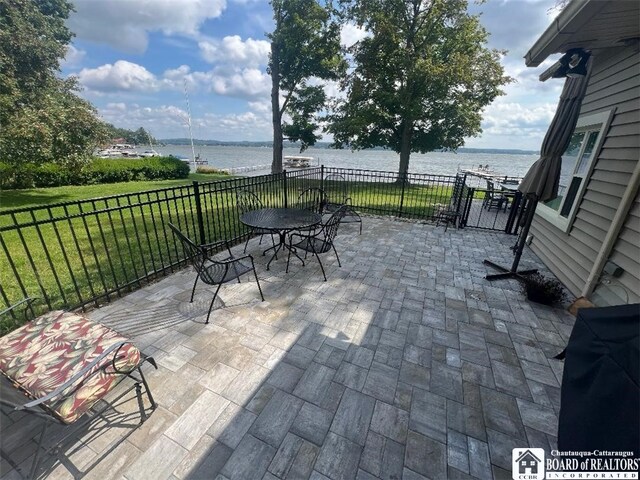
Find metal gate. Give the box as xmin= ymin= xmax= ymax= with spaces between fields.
xmin=458 ymin=188 xmax=528 ymax=235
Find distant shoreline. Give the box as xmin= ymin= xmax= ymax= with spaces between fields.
xmin=157 ymin=139 xmax=539 ymax=156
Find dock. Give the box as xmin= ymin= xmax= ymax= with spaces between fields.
xmin=459 ymin=167 xmax=522 ymax=188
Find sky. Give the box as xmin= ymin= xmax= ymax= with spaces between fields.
xmin=61 ymin=0 xmax=566 ymax=150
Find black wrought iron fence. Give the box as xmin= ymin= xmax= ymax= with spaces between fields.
xmin=459 ymin=187 xmax=527 ymax=234
xmin=320 ymin=167 xmax=461 ymax=218
xmin=1 ymin=185 xmax=197 ymax=318
xmin=0 ymin=165 xmax=519 ymax=328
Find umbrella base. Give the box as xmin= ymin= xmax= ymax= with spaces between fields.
xmin=483 ymin=260 xmax=538 ymax=281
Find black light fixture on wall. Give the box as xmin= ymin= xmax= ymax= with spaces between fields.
xmin=552 ymin=48 xmax=591 ymax=78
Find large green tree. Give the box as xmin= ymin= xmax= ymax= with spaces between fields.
xmin=268 ymin=0 xmax=346 ymax=173
xmin=103 ymin=125 xmax=158 ymax=146
xmin=0 ymin=0 xmax=106 ymax=172
xmin=328 ymin=0 xmax=511 ymax=179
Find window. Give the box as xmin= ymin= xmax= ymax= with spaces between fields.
xmin=536 ymin=110 xmax=613 ymax=232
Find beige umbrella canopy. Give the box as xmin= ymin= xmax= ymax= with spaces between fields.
xmin=485 ymin=52 xmax=591 ymax=281
xmin=518 ymin=66 xmax=591 ymax=202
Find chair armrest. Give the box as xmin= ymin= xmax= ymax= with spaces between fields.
xmin=289 ymin=230 xmax=316 ymax=245
xmin=200 ymin=240 xmax=235 ymax=259
xmin=16 ymin=340 xmax=137 ymax=411
xmin=201 ymin=239 xmax=233 ymax=255
xmin=0 ymin=298 xmax=37 ymax=318
xmin=215 ymin=253 xmax=255 ymax=265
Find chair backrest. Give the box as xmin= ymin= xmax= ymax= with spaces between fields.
xmin=321 ymin=205 xmax=347 ymax=244
xmin=168 ymin=223 xmax=206 ymax=274
xmin=485 ymin=180 xmax=497 ymax=199
xmin=297 ymin=187 xmax=327 ymax=214
xmin=449 ymin=175 xmax=465 ymax=209
xmin=324 ymin=173 xmax=349 ymax=205
xmin=236 ymin=190 xmax=263 ymax=214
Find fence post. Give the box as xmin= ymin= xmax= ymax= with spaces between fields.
xmin=505 ymin=191 xmax=522 ymax=234
xmin=320 ymin=164 xmax=325 ymax=192
xmin=398 ymin=172 xmax=407 ymax=217
xmin=192 ymin=181 xmax=206 ymax=245
xmin=283 ymin=170 xmax=288 ymax=208
xmin=461 ymin=187 xmax=474 ymax=228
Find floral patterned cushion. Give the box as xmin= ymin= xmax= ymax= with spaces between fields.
xmin=0 ymin=311 xmax=141 ymax=424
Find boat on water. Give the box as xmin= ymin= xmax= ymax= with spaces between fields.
xmin=138 ymin=149 xmax=160 ymax=157
xmin=284 ymin=156 xmax=314 ymax=169
xmin=97 ymin=144 xmax=138 ymax=158
xmin=169 ymin=154 xmax=208 ymax=165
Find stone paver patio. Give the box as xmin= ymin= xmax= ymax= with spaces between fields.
xmin=0 ymin=216 xmax=575 ymax=480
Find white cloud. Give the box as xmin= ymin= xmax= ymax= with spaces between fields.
xmin=199 ymin=36 xmax=270 ymax=67
xmin=68 ymin=0 xmax=227 ymax=53
xmin=201 ymin=111 xmax=272 ymax=140
xmin=62 ymin=45 xmax=86 ymax=67
xmin=340 ymin=23 xmax=369 ymax=48
xmin=78 ymin=61 xmax=160 ymax=92
xmin=97 ymin=102 xmax=272 ymax=140
xmin=248 ymin=100 xmax=271 ymax=113
xmin=472 ymin=0 xmax=557 ymax=57
xmin=77 ymin=60 xmax=271 ymax=100
xmin=480 ymin=100 xmax=556 ymax=143
xmin=105 ymin=102 xmax=127 ymax=112
xmin=209 ymin=68 xmax=271 ymax=98
xmin=100 ymin=103 xmax=191 ymax=131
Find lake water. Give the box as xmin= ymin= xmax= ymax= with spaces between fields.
xmin=154 ymin=145 xmax=539 ymax=179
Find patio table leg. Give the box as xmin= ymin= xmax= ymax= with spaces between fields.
xmin=263 ymin=229 xmax=307 ymax=270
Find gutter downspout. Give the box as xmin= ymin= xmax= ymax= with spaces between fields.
xmin=581 ymin=160 xmax=640 ymax=298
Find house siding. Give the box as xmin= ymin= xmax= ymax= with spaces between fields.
xmin=592 ymin=193 xmax=640 ymax=305
xmin=529 ymin=45 xmax=640 ymax=301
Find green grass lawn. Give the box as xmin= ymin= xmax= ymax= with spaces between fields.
xmin=0 ymin=174 xmax=454 ymax=334
xmin=0 ymin=173 xmax=229 ymax=211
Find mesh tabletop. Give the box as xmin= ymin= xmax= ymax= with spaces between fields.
xmin=240 ymin=208 xmax=321 ymax=231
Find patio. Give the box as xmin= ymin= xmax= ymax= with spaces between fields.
xmin=1 ymin=216 xmax=575 ymax=480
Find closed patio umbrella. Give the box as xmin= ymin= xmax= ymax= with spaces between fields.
xmin=484 ymin=52 xmax=591 ymax=281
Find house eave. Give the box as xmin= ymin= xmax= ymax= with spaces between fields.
xmin=525 ymin=0 xmax=640 ymax=69
xmin=525 ymin=0 xmax=604 ymax=67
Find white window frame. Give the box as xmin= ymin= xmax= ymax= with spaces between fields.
xmin=536 ymin=109 xmax=614 ymax=233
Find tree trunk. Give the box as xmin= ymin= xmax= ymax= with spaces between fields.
xmin=397 ymin=121 xmax=412 ymax=183
xmin=271 ymin=42 xmax=283 ymax=174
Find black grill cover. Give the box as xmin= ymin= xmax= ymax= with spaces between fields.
xmin=558 ymin=303 xmax=640 ymax=452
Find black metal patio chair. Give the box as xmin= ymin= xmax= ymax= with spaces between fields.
xmin=294 ymin=187 xmax=327 ymax=234
xmin=435 ymin=174 xmax=466 ymax=231
xmin=483 ymin=180 xmax=509 ymax=212
xmin=296 ymin=187 xmax=327 ymax=214
xmin=236 ymin=190 xmax=276 ymax=253
xmin=323 ymin=173 xmax=362 ymax=234
xmin=286 ymin=206 xmax=347 ymax=281
xmin=168 ymin=223 xmax=264 ymax=323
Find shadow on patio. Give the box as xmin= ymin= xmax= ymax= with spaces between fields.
xmin=0 ymin=216 xmax=575 ymax=480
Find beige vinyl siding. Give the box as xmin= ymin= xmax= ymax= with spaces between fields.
xmin=530 ymin=45 xmax=640 ymax=299
xmin=592 ymin=194 xmax=640 ymax=305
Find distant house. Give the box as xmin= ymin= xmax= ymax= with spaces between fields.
xmin=524 ymin=0 xmax=640 ymax=305
xmin=516 ymin=450 xmax=541 ymax=474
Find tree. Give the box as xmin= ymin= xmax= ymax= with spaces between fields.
xmin=327 ymin=0 xmax=512 ymax=180
xmin=1 ymin=78 xmax=107 ymax=170
xmin=102 ymin=125 xmax=158 ymax=146
xmin=0 ymin=0 xmax=106 ymax=172
xmin=268 ymin=0 xmax=346 ymax=173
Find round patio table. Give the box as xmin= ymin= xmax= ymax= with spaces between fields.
xmin=240 ymin=208 xmax=321 ymax=270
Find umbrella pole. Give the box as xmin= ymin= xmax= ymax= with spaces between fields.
xmin=483 ymin=198 xmax=539 ymax=281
